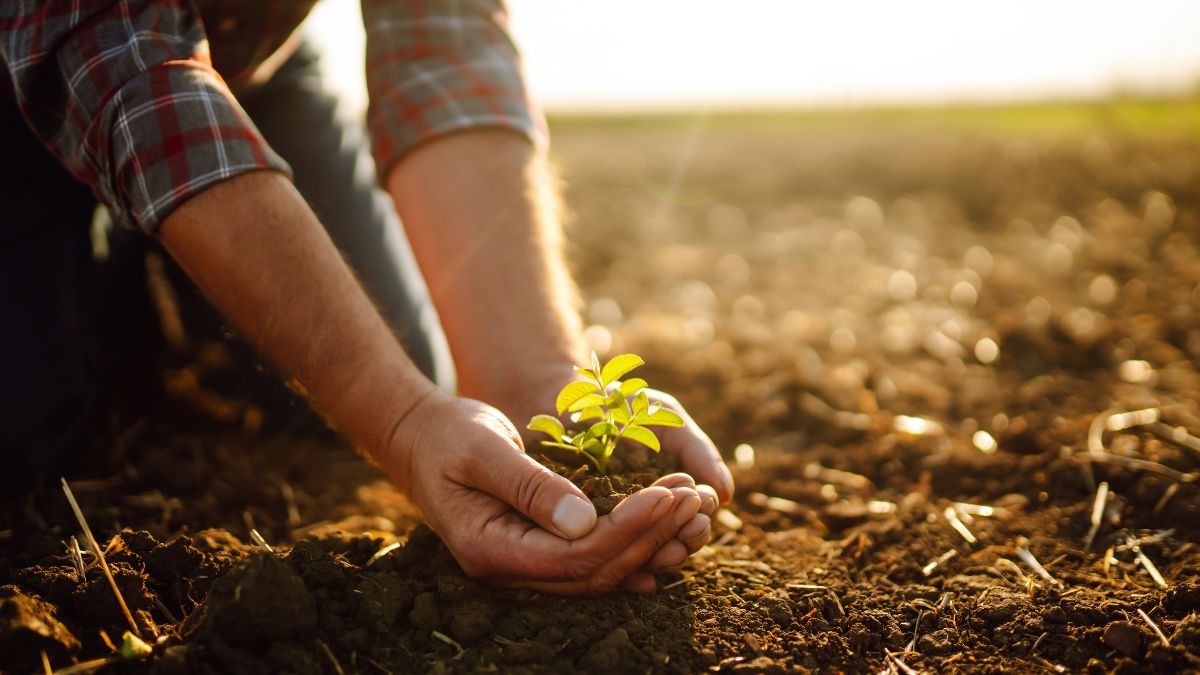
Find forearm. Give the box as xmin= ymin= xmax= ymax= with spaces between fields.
xmin=386 ymin=131 xmax=585 ymax=410
xmin=158 ymin=170 xmax=436 ymax=463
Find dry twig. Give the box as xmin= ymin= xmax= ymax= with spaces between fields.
xmin=1137 ymin=608 xmax=1170 ymax=646
xmin=249 ymin=529 xmax=274 ymax=554
xmin=943 ymin=506 xmax=977 ymax=544
xmin=61 ymin=478 xmax=141 ymax=638
xmin=1015 ymin=539 xmax=1062 ymax=587
xmin=922 ymin=549 xmax=958 ymax=577
xmin=317 ymin=639 xmax=345 ymax=675
xmin=1126 ymin=536 xmax=1169 ymax=589
xmin=1082 ymin=482 xmax=1109 ymax=551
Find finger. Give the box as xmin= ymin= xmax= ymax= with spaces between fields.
xmin=646 ymin=539 xmax=688 ymax=571
xmin=678 ymin=513 xmax=711 ymax=553
xmin=652 ymin=473 xmax=696 ymax=490
xmin=696 ymin=484 xmax=719 ymax=516
xmin=620 ymin=571 xmax=657 ymax=594
xmin=652 ymin=399 xmax=734 ymax=504
xmin=472 ymin=485 xmax=675 ymax=581
xmin=516 ymin=486 xmax=700 ymax=596
xmin=466 ymin=444 xmax=598 ymax=540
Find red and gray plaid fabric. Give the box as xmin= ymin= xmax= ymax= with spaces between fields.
xmin=0 ymin=0 xmax=544 ymax=232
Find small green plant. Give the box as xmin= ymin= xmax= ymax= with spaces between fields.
xmin=527 ymin=352 xmax=685 ymax=474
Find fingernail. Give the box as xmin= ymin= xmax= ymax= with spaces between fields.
xmin=674 ymin=492 xmax=701 ymax=527
xmin=553 ymin=494 xmax=597 ymax=539
xmin=650 ymin=493 xmax=675 ymax=520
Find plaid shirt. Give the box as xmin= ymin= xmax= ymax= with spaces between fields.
xmin=0 ymin=0 xmax=544 ymax=232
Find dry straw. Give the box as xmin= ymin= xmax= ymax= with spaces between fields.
xmin=61 ymin=478 xmax=141 ymax=638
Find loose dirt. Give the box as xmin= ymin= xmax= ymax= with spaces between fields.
xmin=5 ymin=110 xmax=1200 ymax=673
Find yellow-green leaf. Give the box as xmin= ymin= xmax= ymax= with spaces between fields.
xmin=643 ymin=408 xmax=685 ymax=428
xmin=582 ymin=440 xmax=605 ymax=459
xmin=588 ymin=421 xmax=619 ymax=438
xmin=567 ymin=393 xmax=608 ymax=413
xmin=527 ymin=414 xmax=565 ymax=440
xmin=619 ymin=378 xmax=648 ymax=398
xmin=573 ymin=406 xmax=606 ymax=422
xmin=632 ymin=391 xmax=650 ymax=416
xmin=120 ymin=631 xmax=153 ymax=660
xmin=574 ymin=366 xmax=599 ymax=382
xmin=600 ymin=354 xmax=644 ymax=385
xmin=610 ymin=405 xmax=631 ymax=424
xmin=622 ymin=425 xmax=661 ymax=452
xmin=556 ymin=380 xmax=601 ymax=415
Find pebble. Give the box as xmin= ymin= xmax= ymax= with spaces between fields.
xmin=1103 ymin=621 xmax=1143 ymax=657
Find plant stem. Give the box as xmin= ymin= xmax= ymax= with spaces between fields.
xmin=539 ymin=441 xmax=604 ymax=472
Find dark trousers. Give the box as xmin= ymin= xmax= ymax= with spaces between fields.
xmin=0 ymin=42 xmax=453 ymax=498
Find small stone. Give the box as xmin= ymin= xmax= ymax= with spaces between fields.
xmin=580 ymin=628 xmax=640 ymax=671
xmin=1103 ymin=621 xmax=1143 ymax=657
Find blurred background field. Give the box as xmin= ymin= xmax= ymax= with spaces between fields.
xmin=9 ymin=2 xmax=1200 ymax=672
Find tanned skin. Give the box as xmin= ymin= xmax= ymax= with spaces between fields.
xmin=158 ymin=131 xmax=731 ymax=594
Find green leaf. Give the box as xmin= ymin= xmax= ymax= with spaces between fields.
xmin=527 ymin=414 xmax=566 ymax=440
xmin=609 ymin=404 xmax=631 ymax=425
xmin=619 ymin=378 xmax=648 ymax=398
xmin=567 ymin=393 xmax=608 ymax=412
xmin=632 ymin=391 xmax=650 ymax=416
xmin=622 ymin=425 xmax=661 ymax=452
xmin=574 ymin=366 xmax=599 ymax=382
xmin=573 ymin=406 xmax=606 ymax=422
xmin=643 ymin=408 xmax=685 ymax=428
xmin=600 ymin=354 xmax=644 ymax=385
xmin=556 ymin=380 xmax=601 ymax=415
xmin=582 ymin=439 xmax=606 ymax=460
xmin=588 ymin=421 xmax=620 ymax=438
xmin=121 ymin=631 xmax=153 ymax=660
xmin=591 ymin=351 xmax=602 ymax=378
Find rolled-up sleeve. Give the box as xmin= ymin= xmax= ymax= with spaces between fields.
xmin=0 ymin=1 xmax=290 ymax=232
xmin=362 ymin=0 xmax=547 ymax=180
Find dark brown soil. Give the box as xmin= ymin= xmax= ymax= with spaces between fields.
xmin=6 ymin=108 xmax=1200 ymax=673
xmin=533 ymin=443 xmax=680 ymax=514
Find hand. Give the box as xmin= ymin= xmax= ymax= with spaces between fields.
xmin=506 ymin=380 xmax=734 ymax=573
xmin=376 ymin=392 xmax=704 ymax=595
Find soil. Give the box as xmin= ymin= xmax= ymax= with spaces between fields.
xmin=6 ymin=109 xmax=1200 ymax=673
xmin=533 ymin=443 xmax=681 ymax=515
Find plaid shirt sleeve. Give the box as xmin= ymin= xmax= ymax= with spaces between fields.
xmin=0 ymin=1 xmax=290 ymax=233
xmin=362 ymin=0 xmax=547 ymax=180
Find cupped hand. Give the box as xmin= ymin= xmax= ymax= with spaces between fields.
xmin=505 ymin=379 xmax=733 ymax=575
xmin=376 ymin=392 xmax=704 ymax=595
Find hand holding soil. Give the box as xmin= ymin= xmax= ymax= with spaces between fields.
xmin=511 ymin=364 xmax=733 ymax=577
xmin=376 ymin=392 xmax=712 ymax=595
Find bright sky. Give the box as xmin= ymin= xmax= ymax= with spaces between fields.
xmin=306 ymin=0 xmax=1200 ymax=111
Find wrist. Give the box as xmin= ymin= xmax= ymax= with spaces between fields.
xmin=322 ymin=347 xmax=439 ymax=466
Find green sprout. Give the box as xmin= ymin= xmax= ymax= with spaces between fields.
xmin=527 ymin=352 xmax=685 ymax=474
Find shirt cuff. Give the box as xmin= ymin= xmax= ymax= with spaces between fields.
xmin=94 ymin=61 xmax=291 ymax=233
xmin=365 ymin=14 xmax=547 ymax=180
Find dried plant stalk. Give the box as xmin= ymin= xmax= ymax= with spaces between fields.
xmin=61 ymin=478 xmax=141 ymax=638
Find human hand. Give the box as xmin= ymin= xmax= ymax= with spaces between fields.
xmin=376 ymin=392 xmax=704 ymax=595
xmin=505 ymin=379 xmax=734 ymax=573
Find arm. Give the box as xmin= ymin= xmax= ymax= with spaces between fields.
xmin=386 ymin=132 xmax=736 ymax=503
xmin=158 ymin=170 xmax=702 ymax=594
xmin=359 ymin=0 xmax=732 ymax=503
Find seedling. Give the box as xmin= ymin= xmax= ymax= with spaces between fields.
xmin=527 ymin=352 xmax=684 ymax=474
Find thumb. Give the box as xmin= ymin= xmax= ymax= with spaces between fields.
xmin=471 ymin=447 xmax=598 ymax=540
